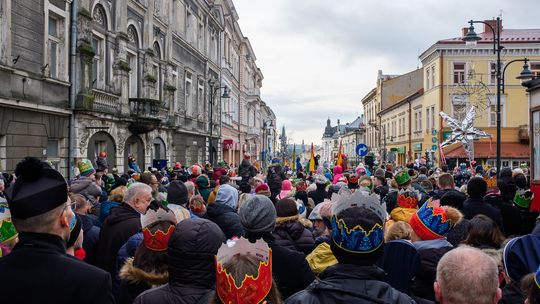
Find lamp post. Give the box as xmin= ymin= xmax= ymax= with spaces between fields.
xmin=463 ymin=17 xmax=533 ymax=177
xmin=208 ymin=81 xmax=230 ymax=166
xmin=262 ymin=120 xmax=273 ymax=169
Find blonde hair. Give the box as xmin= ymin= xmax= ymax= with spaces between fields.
xmin=109 ymin=186 xmax=127 ymax=202
xmin=385 ymin=221 xmax=413 ymax=242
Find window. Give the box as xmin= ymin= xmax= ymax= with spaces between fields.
xmin=431 ymin=65 xmax=435 ymax=88
xmin=426 ymin=68 xmax=431 ymax=90
xmin=453 ymin=62 xmax=466 ymax=84
xmin=430 ymin=106 xmax=435 ymax=130
xmin=426 ymin=108 xmax=430 ymax=132
xmin=47 ymin=140 xmax=59 ymax=157
xmin=171 ymin=70 xmax=178 ymax=111
xmin=48 ymin=16 xmax=59 ymax=78
xmin=92 ymin=34 xmax=105 ymax=89
xmin=487 ymin=94 xmax=506 ymax=127
xmin=128 ymin=52 xmax=137 ymax=98
xmin=197 ymin=79 xmax=204 ymax=118
xmin=185 ymin=72 xmax=192 ymax=115
xmin=490 ymin=62 xmax=497 ymax=85
xmin=418 ymin=110 xmax=422 ymax=131
xmin=531 ymin=62 xmax=540 ymax=79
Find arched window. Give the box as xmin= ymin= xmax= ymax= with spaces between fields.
xmin=153 ymin=41 xmax=162 ymax=60
xmin=152 ymin=42 xmax=163 ymax=101
xmin=93 ymin=4 xmax=107 ymax=29
xmin=127 ymin=24 xmax=139 ymax=98
xmin=91 ymin=4 xmax=108 ymax=89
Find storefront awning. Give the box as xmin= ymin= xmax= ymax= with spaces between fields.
xmin=444 ymin=142 xmax=530 ymax=159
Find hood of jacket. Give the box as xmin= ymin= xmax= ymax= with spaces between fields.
xmin=167 ymin=218 xmax=226 ymax=287
xmin=333 ymin=165 xmax=343 ymax=175
xmin=205 ymin=201 xmax=236 ymax=218
xmin=240 ymin=159 xmax=251 ymax=168
xmin=105 ymin=203 xmax=141 ymax=226
xmin=119 ymin=257 xmax=168 ymax=287
xmin=215 ymin=184 xmax=238 ymax=209
xmin=275 ymin=221 xmax=306 ymax=240
xmin=195 ymin=175 xmax=211 ymax=189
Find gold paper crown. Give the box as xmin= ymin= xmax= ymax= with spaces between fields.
xmin=484 ymin=177 xmax=497 ymax=189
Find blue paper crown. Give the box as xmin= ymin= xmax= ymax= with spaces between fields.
xmin=331 ymin=215 xmax=384 ymax=253
xmin=416 ymin=202 xmax=451 ymax=237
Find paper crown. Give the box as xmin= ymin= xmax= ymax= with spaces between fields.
xmin=0 ymin=201 xmax=17 ymax=243
xmin=394 ymin=171 xmax=411 ymax=186
xmin=397 ymin=189 xmax=420 ymax=209
xmin=514 ymin=189 xmax=534 ymax=209
xmin=143 ymin=224 xmax=175 ymax=251
xmin=77 ymin=159 xmax=95 ymax=177
xmin=140 ymin=207 xmax=177 ymax=228
xmin=409 ymin=202 xmax=451 ymax=240
xmin=484 ymin=177 xmax=498 ymax=189
xmin=330 ymin=188 xmax=386 ymax=253
xmin=216 ymin=238 xmax=272 ymax=304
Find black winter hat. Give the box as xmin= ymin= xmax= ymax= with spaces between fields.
xmin=7 ymin=157 xmax=68 ymax=219
xmin=275 ymin=198 xmax=298 ymax=218
xmin=167 ymin=180 xmax=188 ymax=206
xmin=467 ymin=177 xmax=487 ymax=199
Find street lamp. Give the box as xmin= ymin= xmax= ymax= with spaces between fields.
xmin=462 ymin=17 xmax=533 ymax=177
xmin=262 ymin=120 xmax=273 ymax=169
xmin=208 ymin=81 xmax=230 ymax=166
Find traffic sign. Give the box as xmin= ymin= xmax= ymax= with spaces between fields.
xmin=356 ymin=144 xmax=369 ymax=157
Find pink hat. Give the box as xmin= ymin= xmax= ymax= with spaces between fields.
xmin=279 ymin=180 xmax=293 ymax=199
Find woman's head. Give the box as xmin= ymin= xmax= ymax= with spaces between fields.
xmin=464 ymin=214 xmax=505 ymax=249
xmin=385 ymin=221 xmax=412 ymax=242
xmin=134 ymin=220 xmax=172 ymax=274
xmin=109 ymin=185 xmax=127 ymax=203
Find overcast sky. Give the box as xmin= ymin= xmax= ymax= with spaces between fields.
xmin=233 ymin=0 xmax=538 ymax=146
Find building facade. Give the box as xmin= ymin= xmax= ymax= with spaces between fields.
xmin=419 ymin=19 xmax=540 ymax=168
xmin=0 ymin=0 xmax=275 ymax=176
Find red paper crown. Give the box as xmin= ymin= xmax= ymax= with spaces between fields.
xmin=397 ymin=191 xmax=419 ymax=209
xmin=216 ymin=238 xmax=272 ymax=304
xmin=142 ymin=224 xmax=175 ymax=251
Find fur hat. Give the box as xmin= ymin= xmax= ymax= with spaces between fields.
xmin=77 ymin=159 xmax=95 ymax=177
xmin=409 ymin=202 xmax=462 ymax=240
xmin=275 ymin=198 xmax=298 ymax=219
xmin=255 ymin=184 xmax=271 ymax=197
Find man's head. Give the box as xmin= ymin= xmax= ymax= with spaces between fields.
xmin=438 ymin=173 xmax=455 ymax=190
xmin=123 ymin=182 xmax=153 ymax=214
xmin=435 ymin=246 xmax=501 ymax=304
xmin=467 ymin=177 xmax=487 ymax=199
xmin=239 ymin=195 xmax=276 ymax=241
xmin=140 ymin=172 xmax=159 ymax=193
xmin=166 ymin=180 xmax=188 ymax=206
xmin=8 ymin=157 xmax=74 ymax=243
xmin=184 ymin=181 xmax=196 ymax=199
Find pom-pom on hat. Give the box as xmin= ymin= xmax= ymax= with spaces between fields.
xmin=394 ymin=170 xmax=411 ymax=186
xmin=409 ymin=202 xmax=461 ymax=240
xmin=77 ymin=159 xmax=96 ymax=177
xmin=7 ymin=157 xmax=68 ymax=219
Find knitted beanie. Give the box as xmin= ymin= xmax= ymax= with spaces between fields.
xmin=275 ymin=198 xmax=298 ymax=218
xmin=77 ymin=159 xmax=95 ymax=177
xmin=409 ymin=202 xmax=462 ymax=240
xmin=239 ymin=195 xmax=276 ymax=234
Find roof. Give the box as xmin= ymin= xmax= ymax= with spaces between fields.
xmin=344 ymin=116 xmax=364 ymax=131
xmin=443 ymin=142 xmax=529 ymax=158
xmin=438 ymin=29 xmax=540 ymax=44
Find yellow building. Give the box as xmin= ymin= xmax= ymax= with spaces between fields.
xmin=419 ymin=19 xmax=540 ymax=168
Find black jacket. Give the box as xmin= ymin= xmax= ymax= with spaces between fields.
xmin=206 ymin=203 xmax=245 ymax=239
xmin=239 ymin=159 xmax=257 ymax=182
xmin=267 ymin=164 xmax=286 ymax=195
xmin=412 ymin=239 xmax=453 ymax=301
xmin=0 ymin=232 xmax=114 ymax=304
xmin=273 ymin=221 xmax=315 ymax=255
xmin=484 ymin=194 xmax=522 ymax=236
xmin=462 ymin=197 xmax=503 ymax=228
xmin=308 ymin=184 xmax=328 ymax=205
xmin=96 ymin=203 xmax=142 ymax=276
xmin=79 ymin=213 xmax=100 ymax=265
xmin=134 ymin=219 xmax=225 ymax=304
xmin=374 ymin=185 xmax=389 ymax=204
xmin=285 ymin=264 xmax=415 ymax=304
xmin=437 ymin=188 xmax=467 ymax=209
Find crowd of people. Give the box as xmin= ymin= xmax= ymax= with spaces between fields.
xmin=1 ymin=154 xmax=540 ymax=304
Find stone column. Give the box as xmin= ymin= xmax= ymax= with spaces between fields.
xmin=0 ymin=0 xmax=12 ymax=66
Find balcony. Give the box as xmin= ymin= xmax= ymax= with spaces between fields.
xmin=75 ymin=89 xmax=120 ymax=114
xmin=128 ymin=98 xmax=162 ymax=134
xmin=245 ymin=87 xmax=260 ymax=96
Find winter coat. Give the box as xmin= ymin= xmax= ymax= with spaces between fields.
xmin=332 ymin=165 xmax=343 ymax=184
xmin=99 ymin=200 xmax=121 ymax=224
xmin=95 ymin=203 xmax=142 ymax=277
xmin=463 ymin=197 xmax=503 ymax=229
xmin=212 ymin=167 xmax=228 ymax=182
xmin=79 ymin=213 xmax=100 ymax=265
xmin=306 ymin=242 xmax=337 ymax=277
xmin=412 ymin=238 xmax=453 ymax=301
xmin=118 ymin=258 xmax=168 ymax=304
xmin=484 ymin=194 xmax=522 ymax=236
xmin=195 ymin=175 xmax=213 ymax=202
xmin=384 ymin=190 xmax=398 ymax=213
xmin=374 ymin=185 xmax=389 ymax=204
xmin=308 ymin=184 xmax=328 ymax=205
xmin=238 ymin=159 xmax=257 ymax=182
xmin=285 ymin=264 xmax=416 ymax=304
xmin=116 ymin=232 xmax=144 ymax=278
xmin=70 ymin=176 xmax=102 ymax=200
xmin=206 ymin=203 xmax=244 ymax=239
xmin=273 ymin=220 xmax=315 ymax=255
xmin=133 ymin=219 xmax=226 ymax=304
xmin=0 ymin=232 xmax=114 ymax=304
xmin=267 ymin=163 xmax=286 ymax=196
xmin=500 ymin=280 xmax=524 ymax=304
xmin=267 ymin=239 xmax=316 ymax=299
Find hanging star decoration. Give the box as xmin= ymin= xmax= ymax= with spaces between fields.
xmin=439 ymin=106 xmax=491 ymax=162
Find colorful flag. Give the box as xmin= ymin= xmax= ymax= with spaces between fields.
xmin=336 ymin=140 xmax=343 ymax=167
xmin=292 ymin=145 xmax=296 ymax=171
xmin=309 ymin=143 xmax=315 ymax=172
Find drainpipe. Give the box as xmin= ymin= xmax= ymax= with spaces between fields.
xmin=438 ymin=53 xmax=444 ymax=166
xmin=408 ymin=97 xmax=412 ymax=164
xmin=68 ymin=0 xmax=78 ymax=180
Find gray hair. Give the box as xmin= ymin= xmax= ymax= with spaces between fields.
xmin=124 ymin=182 xmax=152 ymax=204
xmin=436 ymin=246 xmax=499 ymax=304
xmin=184 ymin=181 xmax=196 ymax=195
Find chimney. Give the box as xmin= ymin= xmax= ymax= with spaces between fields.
xmin=462 ymin=27 xmax=469 ymax=37
xmin=484 ymin=19 xmax=502 ymax=33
